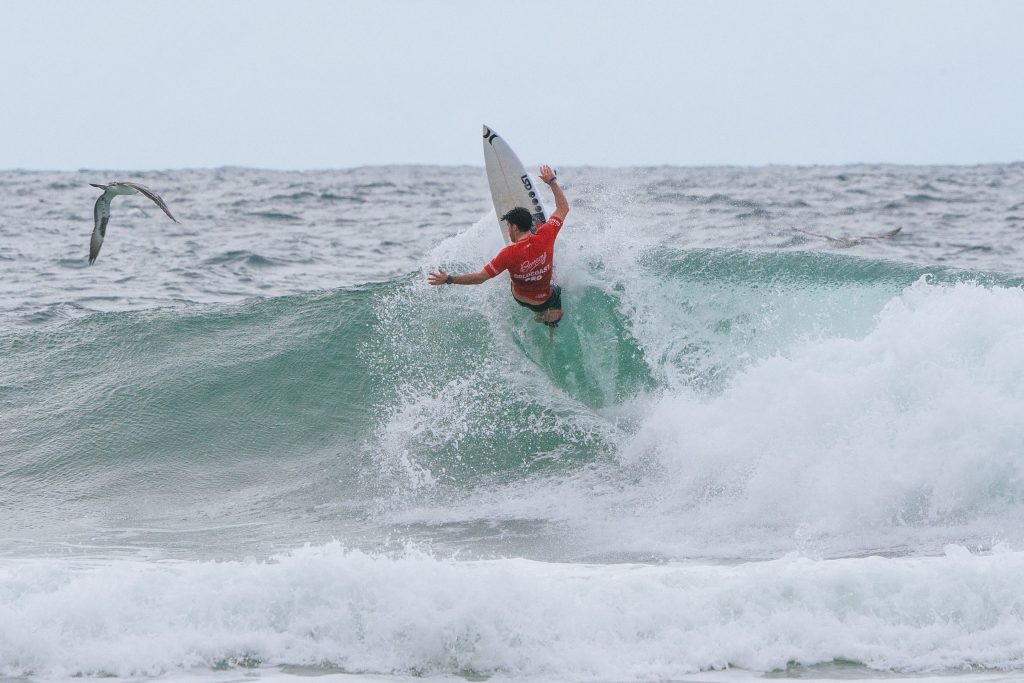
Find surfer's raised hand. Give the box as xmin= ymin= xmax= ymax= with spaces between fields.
xmin=539 ymin=164 xmax=569 ymax=222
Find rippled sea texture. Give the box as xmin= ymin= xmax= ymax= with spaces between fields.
xmin=2 ymin=164 xmax=1022 ymax=323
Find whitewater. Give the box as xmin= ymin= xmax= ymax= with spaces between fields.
xmin=1 ymin=164 xmax=1024 ymax=682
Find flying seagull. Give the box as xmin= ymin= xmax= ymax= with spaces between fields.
xmin=794 ymin=226 xmax=901 ymax=248
xmin=89 ymin=181 xmax=179 ymax=264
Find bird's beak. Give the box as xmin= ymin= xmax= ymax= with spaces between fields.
xmin=89 ymin=183 xmax=106 ymax=189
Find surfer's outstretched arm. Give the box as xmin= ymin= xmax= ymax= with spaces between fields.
xmin=428 ymin=268 xmax=492 ymax=286
xmin=539 ymin=165 xmax=568 ymax=222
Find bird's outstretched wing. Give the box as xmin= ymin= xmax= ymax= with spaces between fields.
xmin=118 ymin=181 xmax=179 ymax=223
xmin=90 ymin=190 xmax=113 ymax=264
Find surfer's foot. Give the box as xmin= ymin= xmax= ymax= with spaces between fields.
xmin=543 ymin=309 xmax=563 ymax=328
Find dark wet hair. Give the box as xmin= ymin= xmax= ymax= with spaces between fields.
xmin=501 ymin=207 xmax=533 ymax=233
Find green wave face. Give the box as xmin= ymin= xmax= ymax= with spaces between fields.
xmin=0 ymin=290 xmax=379 ymax=533
xmin=0 ymin=275 xmax=655 ymax=520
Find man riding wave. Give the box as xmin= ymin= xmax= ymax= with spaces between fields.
xmin=428 ymin=164 xmax=569 ymax=327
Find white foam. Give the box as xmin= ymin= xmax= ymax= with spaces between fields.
xmin=3 ymin=544 xmax=1024 ymax=679
xmin=616 ymin=278 xmax=1024 ymax=552
xmin=376 ymin=278 xmax=1024 ymax=561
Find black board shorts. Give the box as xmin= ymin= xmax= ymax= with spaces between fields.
xmin=514 ymin=284 xmax=562 ymax=313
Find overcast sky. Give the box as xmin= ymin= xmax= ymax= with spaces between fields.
xmin=2 ymin=0 xmax=1022 ymax=169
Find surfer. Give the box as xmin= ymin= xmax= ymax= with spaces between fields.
xmin=428 ymin=164 xmax=569 ymax=327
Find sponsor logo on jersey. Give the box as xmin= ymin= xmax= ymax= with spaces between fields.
xmin=519 ymin=252 xmax=547 ymax=273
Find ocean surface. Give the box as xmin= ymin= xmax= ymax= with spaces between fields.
xmin=2 ymin=164 xmax=1024 ymax=682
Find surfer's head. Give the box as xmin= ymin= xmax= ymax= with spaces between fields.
xmin=501 ymin=207 xmax=533 ymax=235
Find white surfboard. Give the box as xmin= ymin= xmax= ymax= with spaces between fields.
xmin=482 ymin=125 xmax=547 ymax=244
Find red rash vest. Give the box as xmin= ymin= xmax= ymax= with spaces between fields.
xmin=484 ymin=216 xmax=564 ymax=303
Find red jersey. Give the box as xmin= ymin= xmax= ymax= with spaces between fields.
xmin=484 ymin=216 xmax=564 ymax=302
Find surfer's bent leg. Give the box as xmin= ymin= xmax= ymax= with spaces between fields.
xmin=543 ymin=285 xmax=563 ymax=327
xmin=514 ymin=285 xmax=563 ymax=327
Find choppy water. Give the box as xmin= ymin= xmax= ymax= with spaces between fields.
xmin=2 ymin=164 xmax=1024 ymax=681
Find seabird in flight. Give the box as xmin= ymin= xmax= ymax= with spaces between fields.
xmin=89 ymin=181 xmax=179 ymax=264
